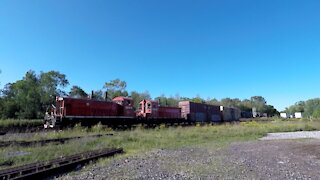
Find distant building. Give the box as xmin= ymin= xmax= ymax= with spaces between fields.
xmin=280 ymin=112 xmax=290 ymax=118
xmin=294 ymin=112 xmax=303 ymax=119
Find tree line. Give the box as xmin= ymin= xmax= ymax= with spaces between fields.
xmin=0 ymin=70 xmax=278 ymax=119
xmin=285 ymin=99 xmax=320 ymax=118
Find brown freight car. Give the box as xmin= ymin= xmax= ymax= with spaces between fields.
xmin=158 ymin=106 xmax=181 ymax=119
xmin=179 ymin=101 xmax=222 ymax=122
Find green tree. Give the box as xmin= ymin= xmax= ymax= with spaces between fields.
xmin=206 ymin=97 xmax=220 ymax=106
xmin=92 ymin=90 xmax=104 ymax=100
xmin=304 ymin=98 xmax=320 ymax=118
xmin=250 ymin=96 xmax=267 ymax=112
xmin=238 ymin=99 xmax=252 ymax=112
xmin=7 ymin=71 xmax=41 ymax=118
xmin=190 ymin=95 xmax=206 ymax=104
xmin=264 ymin=105 xmax=279 ymax=117
xmin=154 ymin=94 xmax=167 ymax=106
xmin=220 ymin=98 xmax=240 ymax=108
xmin=312 ymin=108 xmax=320 ymax=119
xmin=69 ymin=86 xmax=88 ymax=98
xmin=0 ymin=83 xmax=19 ymax=118
xmin=285 ymin=101 xmax=305 ymax=115
xmin=166 ymin=96 xmax=179 ymax=107
xmin=180 ymin=97 xmax=191 ymax=101
xmin=0 ymin=70 xmax=68 ymax=119
xmin=39 ymin=71 xmax=69 ymax=111
xmin=130 ymin=91 xmax=151 ymax=110
xmin=103 ymin=78 xmax=128 ymax=100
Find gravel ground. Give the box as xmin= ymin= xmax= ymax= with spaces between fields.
xmin=57 ymin=146 xmax=255 ymax=180
xmin=57 ymin=139 xmax=320 ymax=180
xmin=228 ymin=139 xmax=320 ymax=180
xmin=260 ymin=131 xmax=320 ymax=140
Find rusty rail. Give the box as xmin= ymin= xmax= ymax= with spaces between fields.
xmin=0 ymin=133 xmax=113 ymax=148
xmin=0 ymin=147 xmax=123 ymax=180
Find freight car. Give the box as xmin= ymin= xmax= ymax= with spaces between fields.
xmin=178 ymin=101 xmax=241 ymax=122
xmin=44 ymin=96 xmax=135 ymax=128
xmin=219 ymin=106 xmax=241 ymax=121
xmin=179 ymin=101 xmax=222 ymax=122
xmin=241 ymin=111 xmax=253 ymax=118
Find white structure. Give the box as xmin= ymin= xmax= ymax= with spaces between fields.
xmin=295 ymin=112 xmax=303 ymax=119
xmin=280 ymin=112 xmax=290 ymax=118
xmin=252 ymin=107 xmax=258 ymax=117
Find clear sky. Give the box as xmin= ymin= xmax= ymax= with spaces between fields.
xmin=1 ymin=0 xmax=320 ymax=111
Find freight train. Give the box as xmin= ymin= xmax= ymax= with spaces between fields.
xmin=44 ymin=96 xmax=241 ymax=128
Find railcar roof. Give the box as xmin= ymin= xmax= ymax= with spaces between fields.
xmin=112 ymin=96 xmax=133 ymax=101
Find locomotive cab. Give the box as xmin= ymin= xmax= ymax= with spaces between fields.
xmin=112 ymin=97 xmax=135 ymax=117
xmin=137 ymin=100 xmax=159 ymax=118
xmin=44 ymin=97 xmax=64 ymax=128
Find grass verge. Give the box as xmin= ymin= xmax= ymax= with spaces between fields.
xmin=0 ymin=119 xmax=43 ymax=129
xmin=1 ymin=120 xmax=320 ymax=170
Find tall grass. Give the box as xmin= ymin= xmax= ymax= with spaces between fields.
xmin=0 ymin=119 xmax=43 ymax=128
xmin=1 ymin=120 xmax=320 ymax=169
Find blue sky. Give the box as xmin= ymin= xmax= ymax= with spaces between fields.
xmin=1 ymin=0 xmax=320 ymax=111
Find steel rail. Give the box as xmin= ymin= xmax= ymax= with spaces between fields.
xmin=0 ymin=147 xmax=123 ymax=180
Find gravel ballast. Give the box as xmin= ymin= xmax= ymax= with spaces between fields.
xmin=260 ymin=131 xmax=320 ymax=140
xmin=58 ymin=146 xmax=255 ymax=180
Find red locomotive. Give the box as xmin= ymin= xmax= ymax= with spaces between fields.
xmin=44 ymin=96 xmax=135 ymax=128
xmin=112 ymin=97 xmax=135 ymax=117
xmin=136 ymin=100 xmax=181 ymax=119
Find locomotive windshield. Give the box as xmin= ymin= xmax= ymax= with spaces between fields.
xmin=147 ymin=103 xmax=151 ymax=109
xmin=114 ymin=100 xmax=122 ymax=105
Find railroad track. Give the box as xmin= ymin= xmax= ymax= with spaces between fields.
xmin=0 ymin=147 xmax=123 ymax=180
xmin=0 ymin=133 xmax=113 ymax=148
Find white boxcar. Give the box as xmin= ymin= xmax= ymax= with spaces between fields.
xmin=280 ymin=112 xmax=290 ymax=118
xmin=294 ymin=112 xmax=303 ymax=119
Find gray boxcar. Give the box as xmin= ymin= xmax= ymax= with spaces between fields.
xmin=220 ymin=106 xmax=241 ymax=121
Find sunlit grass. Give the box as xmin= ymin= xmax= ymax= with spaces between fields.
xmin=1 ymin=120 xmax=320 ymax=170
xmin=0 ymin=119 xmax=43 ymax=128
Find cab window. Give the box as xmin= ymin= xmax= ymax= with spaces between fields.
xmin=147 ymin=103 xmax=151 ymax=110
xmin=127 ymin=100 xmax=131 ymax=106
xmin=114 ymin=100 xmax=122 ymax=105
xmin=138 ymin=103 xmax=142 ymax=110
